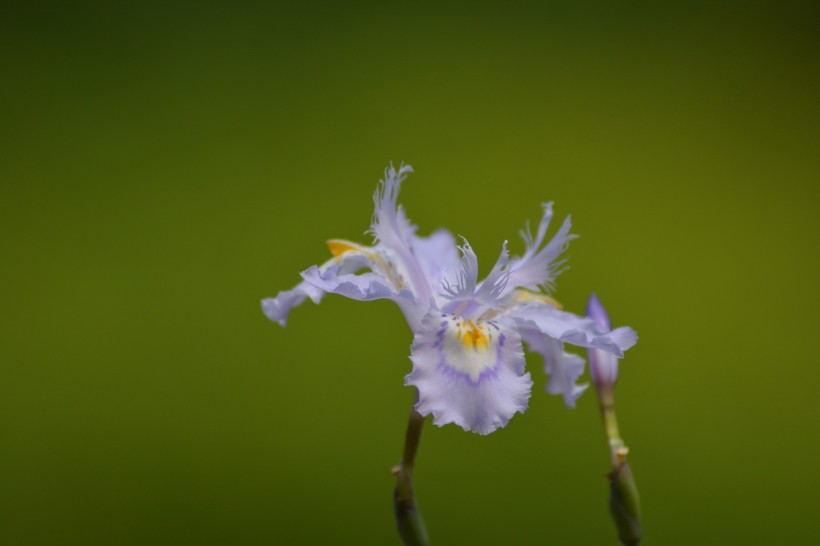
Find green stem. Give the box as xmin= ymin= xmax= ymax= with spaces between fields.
xmin=601 ymin=395 xmax=624 ymax=467
xmin=598 ymin=389 xmax=642 ymax=546
xmin=393 ymin=396 xmax=429 ymax=546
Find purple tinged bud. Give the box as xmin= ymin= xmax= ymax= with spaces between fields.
xmin=586 ymin=293 xmax=619 ymax=390
xmin=587 ymin=292 xmax=611 ymax=331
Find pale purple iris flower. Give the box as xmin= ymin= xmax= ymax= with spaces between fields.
xmin=262 ymin=164 xmax=637 ymax=435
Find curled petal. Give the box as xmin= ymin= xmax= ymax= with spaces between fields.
xmin=261 ymin=280 xmax=324 ymax=327
xmin=261 ymin=241 xmax=402 ymax=328
xmin=510 ymin=303 xmax=637 ymax=357
xmin=301 ymin=259 xmax=423 ymax=327
xmin=520 ymin=327 xmax=588 ymax=407
xmin=405 ymin=312 xmax=532 ymax=435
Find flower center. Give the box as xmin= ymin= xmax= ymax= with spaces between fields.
xmin=436 ymin=315 xmax=503 ymax=383
xmin=459 ymin=320 xmax=490 ymax=350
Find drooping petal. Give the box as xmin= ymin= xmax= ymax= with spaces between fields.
xmin=505 ymin=202 xmax=577 ymax=295
xmin=369 ymin=163 xmax=433 ymax=306
xmin=405 ymin=312 xmax=532 ymax=435
xmin=586 ymin=293 xmax=620 ymax=388
xmin=510 ymin=302 xmax=638 ymax=357
xmin=519 ymin=327 xmax=588 ymax=407
xmin=261 ymin=280 xmax=325 ymax=327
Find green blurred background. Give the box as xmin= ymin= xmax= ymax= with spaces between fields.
xmin=2 ymin=1 xmax=819 ymax=544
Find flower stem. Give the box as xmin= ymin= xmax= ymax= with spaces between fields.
xmin=598 ymin=390 xmax=642 ymax=546
xmin=393 ymin=395 xmax=429 ymax=546
xmin=600 ymin=393 xmax=624 ymax=467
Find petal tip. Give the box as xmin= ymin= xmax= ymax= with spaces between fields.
xmin=586 ymin=293 xmax=610 ymax=330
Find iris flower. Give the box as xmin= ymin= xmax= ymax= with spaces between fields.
xmin=262 ymin=164 xmax=637 ymax=435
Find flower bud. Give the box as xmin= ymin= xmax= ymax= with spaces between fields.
xmin=587 ymin=293 xmax=620 ymax=391
xmin=609 ymin=460 xmax=643 ymax=546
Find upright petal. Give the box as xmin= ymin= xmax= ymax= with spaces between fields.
xmin=405 ymin=312 xmax=532 ymax=435
xmin=586 ymin=292 xmax=611 ymax=330
xmin=439 ymin=238 xmax=479 ymax=302
xmin=510 ymin=302 xmax=637 ymax=357
xmin=475 ymin=241 xmax=511 ymax=306
xmin=409 ymin=228 xmax=461 ymax=302
xmin=369 ymin=163 xmax=433 ymax=306
xmin=505 ymin=203 xmax=577 ymax=295
xmin=519 ymin=327 xmax=588 ymax=407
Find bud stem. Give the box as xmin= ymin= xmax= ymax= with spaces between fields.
xmin=598 ymin=390 xmax=642 ymax=546
xmin=601 ymin=398 xmax=624 ymax=467
xmin=393 ymin=393 xmax=429 ymax=546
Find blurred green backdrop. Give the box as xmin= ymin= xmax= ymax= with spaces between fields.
xmin=2 ymin=1 xmax=819 ymax=544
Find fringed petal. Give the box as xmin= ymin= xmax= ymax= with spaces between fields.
xmin=475 ymin=241 xmax=511 ymax=305
xmin=440 ymin=237 xmax=479 ymax=301
xmin=505 ymin=203 xmax=577 ymax=295
xmin=369 ymin=163 xmax=433 ymax=305
xmin=405 ymin=312 xmax=532 ymax=435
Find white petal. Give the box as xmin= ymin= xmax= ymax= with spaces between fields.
xmin=520 ymin=327 xmax=588 ymax=408
xmin=405 ymin=312 xmax=532 ymax=435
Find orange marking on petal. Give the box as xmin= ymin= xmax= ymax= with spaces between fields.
xmin=327 ymin=239 xmax=360 ymax=257
xmin=514 ymin=290 xmax=563 ymax=310
xmin=461 ymin=320 xmax=489 ymax=351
